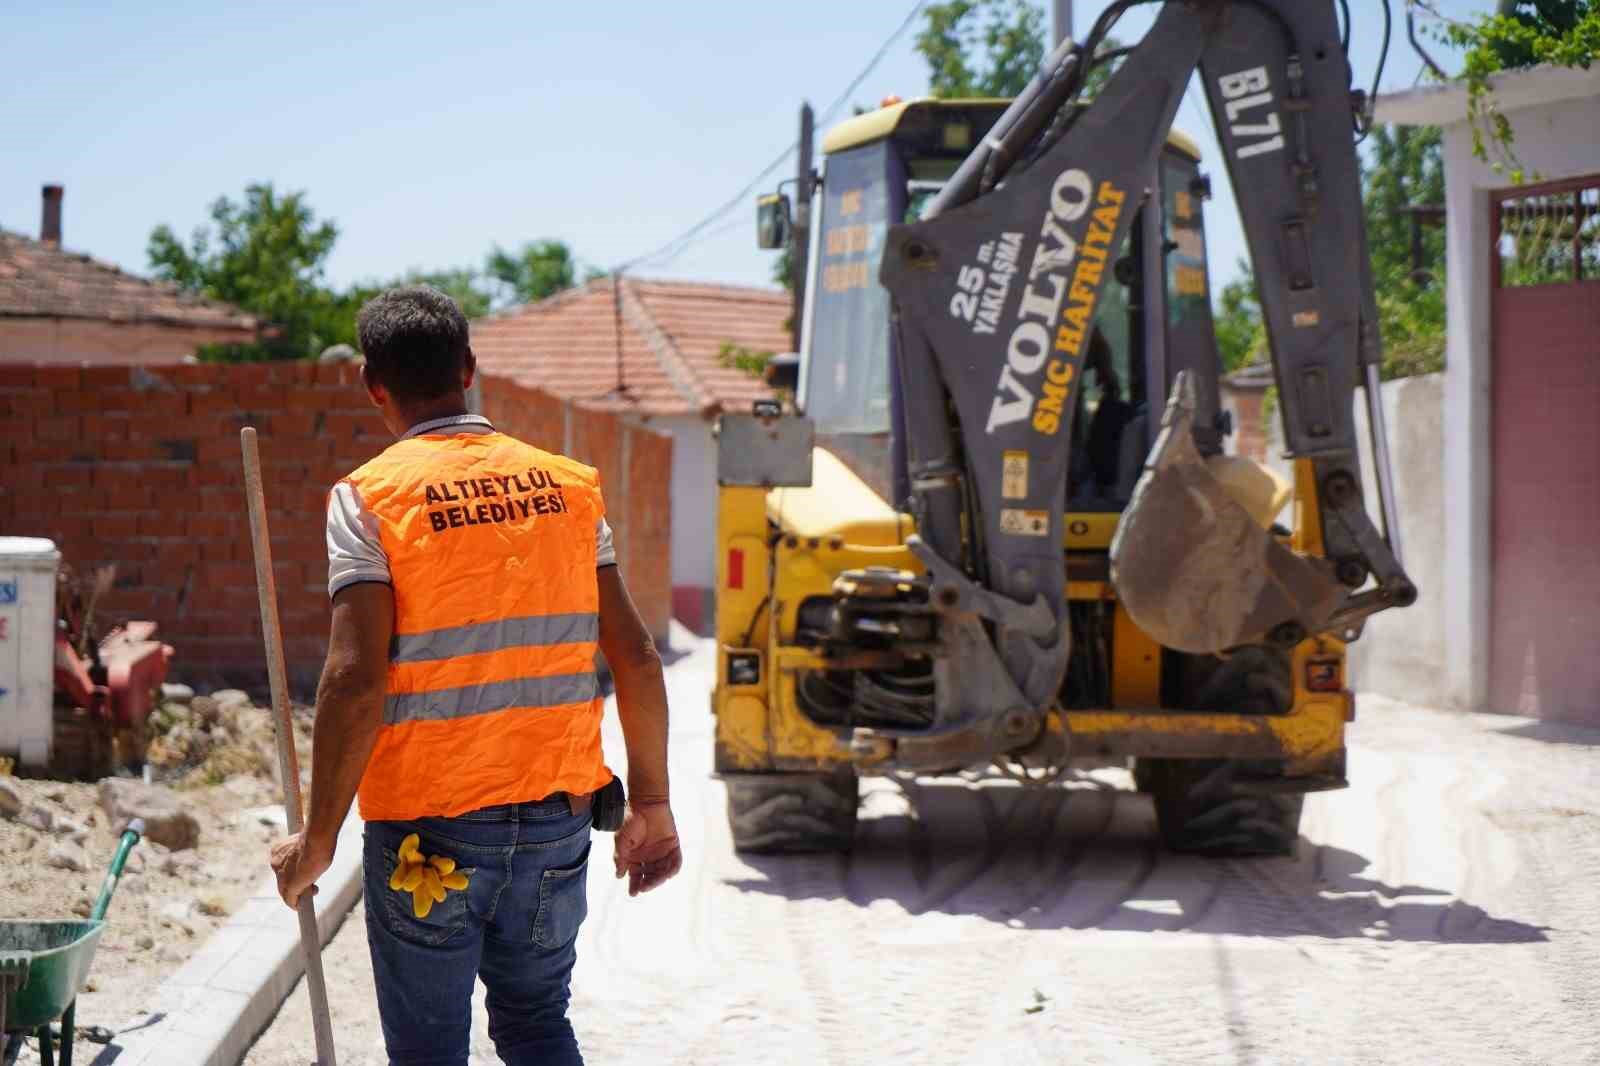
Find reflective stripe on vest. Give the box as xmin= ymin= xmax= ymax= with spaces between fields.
xmin=391 ymin=611 xmax=599 ymax=664
xmin=343 ymin=430 xmax=613 ymax=822
xmin=384 ymin=671 xmax=598 ymax=724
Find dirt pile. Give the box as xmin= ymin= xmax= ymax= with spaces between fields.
xmin=143 ymin=688 xmax=311 ymax=790
xmin=1 ymin=690 xmax=314 ymax=1061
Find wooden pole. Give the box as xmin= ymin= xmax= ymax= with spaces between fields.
xmin=241 ymin=427 xmax=338 ymax=1066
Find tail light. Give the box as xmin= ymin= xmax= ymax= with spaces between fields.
xmin=1305 ymin=657 xmax=1342 ymax=692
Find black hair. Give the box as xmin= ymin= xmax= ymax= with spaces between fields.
xmin=356 ymin=286 xmax=470 ymax=403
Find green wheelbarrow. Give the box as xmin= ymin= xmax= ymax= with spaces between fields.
xmin=1 ymin=818 xmax=144 ymax=1066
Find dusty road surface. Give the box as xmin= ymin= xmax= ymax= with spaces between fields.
xmin=247 ymin=636 xmax=1600 ymax=1065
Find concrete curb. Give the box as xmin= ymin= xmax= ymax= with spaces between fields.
xmin=101 ymin=811 xmax=365 ymax=1065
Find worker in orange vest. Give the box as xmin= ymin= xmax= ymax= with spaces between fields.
xmin=270 ymin=285 xmax=681 ymax=1065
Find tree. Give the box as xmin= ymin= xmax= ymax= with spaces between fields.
xmin=484 ymin=240 xmax=597 ymax=307
xmin=149 ymin=183 xmax=350 ymax=360
xmin=1415 ymin=0 xmax=1600 ymax=173
xmin=917 ymin=0 xmax=1048 ymax=98
xmin=1210 ymin=124 xmax=1447 ymax=381
xmin=397 ymin=268 xmax=492 ymax=319
xmin=1360 ymin=125 xmax=1447 ymax=377
xmin=1214 ymin=260 xmax=1265 ymax=373
xmin=917 ymin=0 xmax=1122 ymax=100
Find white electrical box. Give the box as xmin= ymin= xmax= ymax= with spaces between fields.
xmin=0 ymin=536 xmax=60 ymax=769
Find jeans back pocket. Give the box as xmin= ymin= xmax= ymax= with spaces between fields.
xmin=532 ymin=840 xmax=591 ymax=949
xmin=376 ymin=846 xmax=475 ymax=948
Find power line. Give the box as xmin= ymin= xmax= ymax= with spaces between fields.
xmin=611 ymin=0 xmax=929 ymax=275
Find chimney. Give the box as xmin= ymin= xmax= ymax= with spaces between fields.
xmin=41 ymin=185 xmax=63 ymax=246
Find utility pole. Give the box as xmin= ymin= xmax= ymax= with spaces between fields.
xmin=1051 ymin=0 xmax=1073 ymax=46
xmin=792 ymin=102 xmax=814 ymax=353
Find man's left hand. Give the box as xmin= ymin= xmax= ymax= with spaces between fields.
xmin=613 ymin=803 xmax=682 ymax=897
xmin=270 ymin=832 xmax=333 ymax=909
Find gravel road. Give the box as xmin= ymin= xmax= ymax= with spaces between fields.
xmin=246 ymin=636 xmax=1600 ymax=1066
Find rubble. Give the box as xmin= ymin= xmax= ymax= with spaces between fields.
xmin=161 ymin=849 xmax=203 ymax=878
xmin=235 ymin=806 xmax=288 ymax=831
xmin=196 ymin=895 xmax=230 ymax=918
xmin=54 ymin=816 xmax=89 ymax=845
xmin=17 ymin=804 xmax=54 ymax=833
xmin=212 ymin=689 xmax=253 ymax=711
xmin=1 ymin=736 xmax=286 ymax=1041
xmin=143 ymin=689 xmax=283 ymax=788
xmin=47 ymin=841 xmax=90 ymax=872
xmin=160 ymin=899 xmax=197 ymax=936
xmin=98 ymin=778 xmax=201 ymax=851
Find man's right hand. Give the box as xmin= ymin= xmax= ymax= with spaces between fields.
xmin=613 ymin=803 xmax=682 ymax=897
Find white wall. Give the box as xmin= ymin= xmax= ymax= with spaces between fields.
xmin=1348 ymin=374 xmax=1447 ymax=706
xmin=656 ymin=414 xmax=717 ymax=592
xmin=1265 ymin=374 xmax=1447 ymax=706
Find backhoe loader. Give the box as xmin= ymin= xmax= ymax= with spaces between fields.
xmin=715 ymin=0 xmax=1416 ymax=856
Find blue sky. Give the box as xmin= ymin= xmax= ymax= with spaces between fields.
xmin=2 ymin=1 xmax=1485 ymax=298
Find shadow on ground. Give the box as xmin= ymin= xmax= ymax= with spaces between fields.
xmin=724 ymin=777 xmax=1549 ymax=946
xmin=1493 ymin=719 xmax=1600 ymax=748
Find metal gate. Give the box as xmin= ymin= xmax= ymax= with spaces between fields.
xmin=1489 ymin=175 xmax=1600 ymax=724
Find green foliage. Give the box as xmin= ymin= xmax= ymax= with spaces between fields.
xmin=1375 ymin=276 xmax=1447 ymax=379
xmin=772 ymin=245 xmax=794 ymax=290
xmin=1213 ymin=260 xmax=1265 ymax=373
xmin=917 ymin=0 xmax=1123 ymax=101
xmin=1419 ymin=0 xmax=1600 ymax=176
xmin=149 ymin=183 xmax=588 ymax=362
xmin=485 ymin=240 xmax=589 ymax=306
xmin=400 ymin=268 xmax=492 ymax=319
xmin=1213 ymin=123 xmax=1447 ymax=382
xmin=1362 ymin=125 xmax=1445 ymax=283
xmin=917 ymin=0 xmax=1047 ymax=98
xmin=717 ymin=341 xmax=774 ymax=377
xmin=1361 ymin=124 xmax=1447 ymax=377
xmin=149 ymin=183 xmax=350 ymax=361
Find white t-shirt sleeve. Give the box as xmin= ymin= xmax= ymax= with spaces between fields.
xmin=596 ymin=517 xmax=617 ymax=567
xmin=327 ymin=481 xmax=391 ymax=598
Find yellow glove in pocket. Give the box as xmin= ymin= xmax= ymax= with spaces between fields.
xmin=388 ymin=832 xmax=472 ymax=919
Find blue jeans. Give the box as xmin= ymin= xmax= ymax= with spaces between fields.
xmin=362 ymin=798 xmax=592 ymax=1066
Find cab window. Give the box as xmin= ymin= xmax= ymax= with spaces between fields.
xmin=806 ymin=142 xmax=898 ymax=436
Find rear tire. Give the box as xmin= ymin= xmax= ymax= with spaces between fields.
xmin=725 ymin=770 xmax=859 ymax=853
xmin=1145 ymin=758 xmax=1304 ymax=857
xmin=1142 ymin=644 xmax=1304 ymax=857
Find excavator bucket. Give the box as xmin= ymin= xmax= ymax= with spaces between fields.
xmin=1109 ymin=371 xmax=1346 ymax=655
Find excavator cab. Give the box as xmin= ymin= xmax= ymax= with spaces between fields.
xmin=790 ymin=102 xmax=1240 ymax=528
xmin=716 ymin=0 xmax=1412 ymax=858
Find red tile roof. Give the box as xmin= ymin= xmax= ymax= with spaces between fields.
xmin=471 ymin=277 xmax=786 ymax=417
xmin=0 ymin=230 xmax=258 ymax=331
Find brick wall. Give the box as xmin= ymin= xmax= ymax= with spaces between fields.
xmin=1221 ymin=386 xmax=1268 ymax=463
xmin=480 ymin=377 xmax=674 ymax=642
xmin=0 ymin=362 xmax=672 ymax=692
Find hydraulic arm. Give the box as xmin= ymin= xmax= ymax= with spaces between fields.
xmin=876 ymin=0 xmax=1416 ymax=755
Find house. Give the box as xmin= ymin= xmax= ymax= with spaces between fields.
xmin=1219 ymin=361 xmax=1273 ymax=463
xmin=471 ymin=276 xmax=786 ymax=632
xmin=1375 ymin=64 xmax=1600 ymax=726
xmin=0 ymin=185 xmax=258 ymax=363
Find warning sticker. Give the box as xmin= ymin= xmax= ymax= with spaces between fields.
xmin=999 ymin=508 xmax=1050 ymax=537
xmin=1001 ymin=450 xmax=1028 ymax=499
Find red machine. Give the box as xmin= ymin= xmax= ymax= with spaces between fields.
xmin=52 ymin=566 xmax=173 ymax=778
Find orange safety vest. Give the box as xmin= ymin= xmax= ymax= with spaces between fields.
xmin=342 ymin=430 xmax=613 ymax=822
